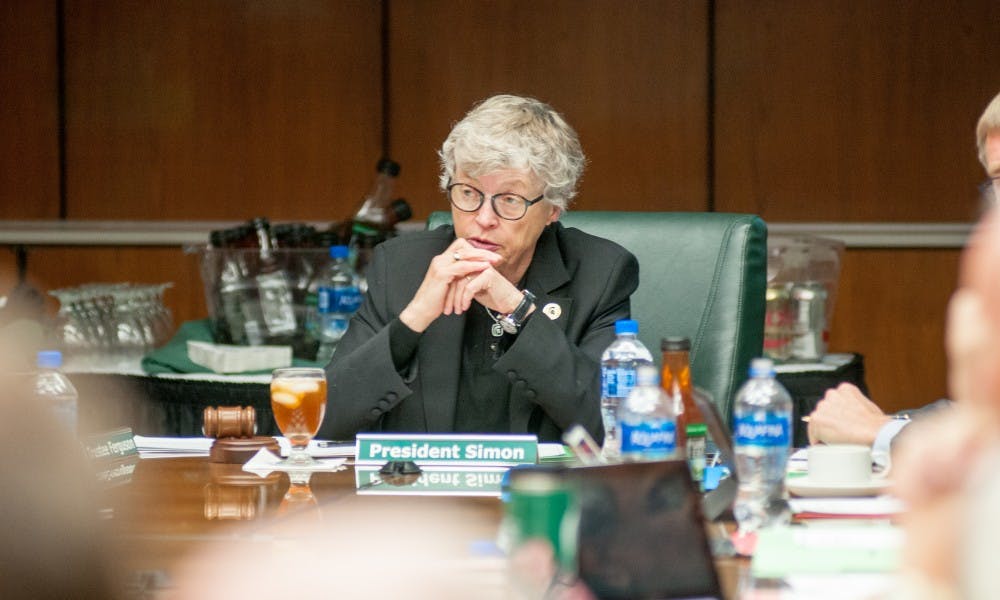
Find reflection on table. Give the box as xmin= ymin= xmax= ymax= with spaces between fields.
xmin=104 ymin=457 xmax=746 ymax=599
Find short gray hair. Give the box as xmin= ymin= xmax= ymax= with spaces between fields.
xmin=438 ymin=95 xmax=585 ymax=211
xmin=977 ymin=91 xmax=1000 ymax=170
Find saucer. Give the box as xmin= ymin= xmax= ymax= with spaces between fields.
xmin=785 ymin=475 xmax=890 ymax=498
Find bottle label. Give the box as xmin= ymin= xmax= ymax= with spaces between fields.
xmin=601 ymin=367 xmax=636 ymax=399
xmin=318 ymin=285 xmax=363 ymax=314
xmin=620 ymin=419 xmax=676 ymax=455
xmin=256 ymin=272 xmax=297 ymax=335
xmin=733 ymin=412 xmax=791 ymax=447
xmin=686 ymin=433 xmax=706 ymax=489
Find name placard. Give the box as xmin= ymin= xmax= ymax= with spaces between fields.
xmin=84 ymin=427 xmax=138 ymax=462
xmin=355 ymin=466 xmax=507 ymax=497
xmin=355 ymin=433 xmax=538 ymax=467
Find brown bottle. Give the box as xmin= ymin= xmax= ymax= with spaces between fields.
xmin=350 ymin=160 xmax=408 ymax=282
xmin=661 ymin=337 xmax=707 ymax=490
xmin=352 ymin=158 xmax=401 ymax=229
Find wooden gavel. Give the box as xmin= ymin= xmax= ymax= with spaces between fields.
xmin=203 ymin=406 xmax=257 ymax=439
xmin=202 ymin=406 xmax=278 ymax=463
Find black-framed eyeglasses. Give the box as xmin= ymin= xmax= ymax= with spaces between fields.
xmin=979 ymin=176 xmax=1000 ymax=208
xmin=446 ymin=181 xmax=545 ymax=221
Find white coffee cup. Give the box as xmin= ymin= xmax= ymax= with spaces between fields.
xmin=807 ymin=444 xmax=890 ymax=485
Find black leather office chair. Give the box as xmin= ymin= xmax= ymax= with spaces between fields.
xmin=427 ymin=211 xmax=767 ymax=420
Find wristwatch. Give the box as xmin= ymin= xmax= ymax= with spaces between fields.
xmin=499 ymin=290 xmax=536 ymax=334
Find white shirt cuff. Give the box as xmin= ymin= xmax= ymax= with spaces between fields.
xmin=873 ymin=418 xmax=910 ymax=464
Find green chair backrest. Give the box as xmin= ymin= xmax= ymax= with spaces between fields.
xmin=426 ymin=211 xmax=767 ymax=420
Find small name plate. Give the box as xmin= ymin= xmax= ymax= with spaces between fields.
xmin=355 ymin=433 xmax=538 ymax=467
xmin=355 ymin=466 xmax=508 ymax=497
xmin=84 ymin=427 xmax=138 ymax=461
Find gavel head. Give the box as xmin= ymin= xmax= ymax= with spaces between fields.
xmin=203 ymin=406 xmax=257 ymax=439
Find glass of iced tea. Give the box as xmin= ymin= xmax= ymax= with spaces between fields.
xmin=270 ymin=367 xmax=327 ymax=466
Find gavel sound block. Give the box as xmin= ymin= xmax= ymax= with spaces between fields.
xmin=203 ymin=406 xmax=280 ymax=464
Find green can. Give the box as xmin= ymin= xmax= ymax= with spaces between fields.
xmin=505 ymin=470 xmax=578 ymax=572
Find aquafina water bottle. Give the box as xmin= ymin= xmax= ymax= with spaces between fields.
xmin=600 ymin=319 xmax=653 ymax=460
xmin=618 ymin=365 xmax=677 ymax=462
xmin=732 ymin=357 xmax=793 ymax=534
xmin=34 ymin=350 xmax=79 ymax=434
xmin=310 ymin=245 xmax=363 ymax=364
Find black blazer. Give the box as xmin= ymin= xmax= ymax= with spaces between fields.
xmin=322 ymin=222 xmax=639 ymax=443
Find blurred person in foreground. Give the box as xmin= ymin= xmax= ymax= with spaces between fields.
xmin=172 ymin=494 xmax=556 ymax=599
xmin=888 ymin=205 xmax=1000 ymax=599
xmin=323 ymin=95 xmax=638 ymax=443
xmin=807 ymin=90 xmax=1000 ymax=453
xmin=0 ymin=343 xmax=117 ymax=598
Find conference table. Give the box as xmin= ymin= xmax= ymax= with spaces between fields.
xmin=103 ymin=455 xmax=747 ymax=598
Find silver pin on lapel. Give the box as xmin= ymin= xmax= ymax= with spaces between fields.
xmin=542 ymin=303 xmax=561 ymax=320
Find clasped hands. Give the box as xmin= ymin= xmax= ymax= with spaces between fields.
xmin=399 ymin=240 xmax=525 ymax=333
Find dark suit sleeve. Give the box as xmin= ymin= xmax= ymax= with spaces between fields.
xmin=320 ymin=244 xmax=415 ymax=440
xmin=494 ymin=248 xmax=639 ymax=443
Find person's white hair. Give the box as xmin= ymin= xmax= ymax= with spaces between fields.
xmin=976 ymin=91 xmax=1000 ymax=170
xmin=438 ymin=94 xmax=585 ymax=212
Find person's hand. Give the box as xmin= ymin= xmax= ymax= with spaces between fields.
xmin=449 ymin=265 xmax=527 ymax=318
xmin=398 ymin=240 xmax=500 ymax=333
xmin=806 ymin=383 xmax=891 ymax=446
xmin=892 ymin=406 xmax=997 ymax=588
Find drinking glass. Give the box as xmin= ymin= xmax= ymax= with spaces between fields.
xmin=270 ymin=367 xmax=327 ymax=466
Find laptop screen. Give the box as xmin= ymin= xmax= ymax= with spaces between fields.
xmin=558 ymin=461 xmax=723 ymax=600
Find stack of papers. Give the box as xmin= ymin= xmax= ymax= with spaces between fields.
xmin=134 ymin=436 xmax=357 ymax=460
xmin=186 ymin=340 xmax=291 ymax=373
xmin=134 ymin=435 xmax=213 ymax=459
xmin=789 ymin=497 xmax=904 ymax=520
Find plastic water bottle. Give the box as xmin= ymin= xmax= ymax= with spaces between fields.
xmin=34 ymin=350 xmax=79 ymax=434
xmin=618 ymin=365 xmax=677 ymax=462
xmin=311 ymin=245 xmax=363 ymax=363
xmin=600 ymin=319 xmax=654 ymax=460
xmin=732 ymin=358 xmax=793 ymax=534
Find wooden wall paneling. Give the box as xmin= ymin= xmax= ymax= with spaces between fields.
xmin=1 ymin=0 xmax=60 ymax=218
xmin=714 ymin=1 xmax=1000 ymax=222
xmin=62 ymin=0 xmax=383 ymax=223
xmin=827 ymin=248 xmax=961 ymax=415
xmin=388 ymin=0 xmax=709 ymax=219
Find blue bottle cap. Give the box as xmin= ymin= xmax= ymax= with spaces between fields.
xmin=614 ymin=319 xmax=638 ymax=335
xmin=749 ymin=357 xmax=775 ymax=377
xmin=329 ymin=245 xmax=350 ymax=259
xmin=37 ymin=350 xmax=63 ymax=369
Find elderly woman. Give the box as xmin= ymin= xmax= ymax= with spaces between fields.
xmin=322 ymin=95 xmax=638 ymax=443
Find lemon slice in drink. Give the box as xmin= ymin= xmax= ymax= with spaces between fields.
xmin=271 ymin=390 xmax=302 ymax=409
